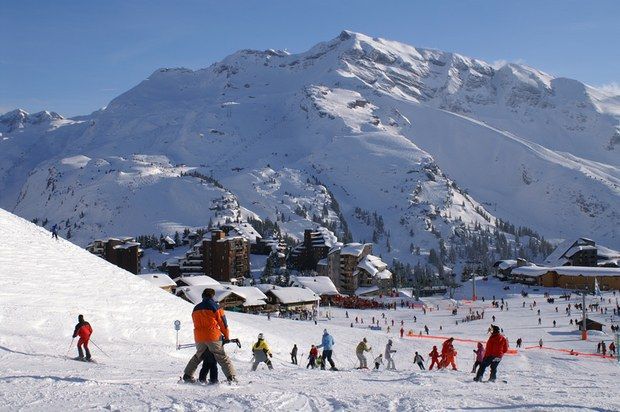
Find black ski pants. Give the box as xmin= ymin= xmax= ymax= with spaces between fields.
xmin=475 ymin=356 xmax=501 ymax=381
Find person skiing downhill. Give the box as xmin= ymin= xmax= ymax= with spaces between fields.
xmin=471 ymin=342 xmax=485 ymax=373
xmin=440 ymin=338 xmax=457 ymax=370
xmin=307 ymin=345 xmax=318 ymax=369
xmin=474 ymin=325 xmax=508 ymax=382
xmin=251 ymin=333 xmax=273 ymax=371
xmin=356 ymin=338 xmax=372 ymax=369
xmin=183 ymin=288 xmax=236 ymax=383
xmin=414 ymin=352 xmax=425 ymax=370
xmin=291 ymin=344 xmax=298 ymax=365
xmin=51 ymin=224 xmax=59 ymax=240
xmin=385 ymin=339 xmax=397 ymax=370
xmin=428 ymin=346 xmax=440 ymax=370
xmin=317 ymin=329 xmax=337 ymax=370
xmin=374 ymin=354 xmax=383 ymax=370
xmin=72 ymin=314 xmax=92 ymax=361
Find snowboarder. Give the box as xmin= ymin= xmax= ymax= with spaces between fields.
xmin=291 ymin=344 xmax=298 ymax=365
xmin=385 ymin=339 xmax=396 ymax=370
xmin=471 ymin=342 xmax=485 ymax=373
xmin=440 ymin=338 xmax=458 ymax=370
xmin=374 ymin=354 xmax=383 ymax=370
xmin=251 ymin=333 xmax=273 ymax=371
xmin=72 ymin=314 xmax=92 ymax=361
xmin=51 ymin=224 xmax=59 ymax=240
xmin=474 ymin=325 xmax=508 ymax=382
xmin=198 ymin=346 xmax=218 ymax=384
xmin=428 ymin=346 xmax=440 ymax=370
xmin=183 ymin=288 xmax=236 ymax=383
xmin=307 ymin=345 xmax=318 ymax=369
xmin=355 ymin=338 xmax=372 ymax=369
xmin=413 ymin=352 xmax=425 ymax=370
xmin=317 ymin=329 xmax=337 ymax=370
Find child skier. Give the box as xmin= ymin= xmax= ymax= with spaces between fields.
xmin=251 ymin=333 xmax=273 ymax=371
xmin=198 ymin=346 xmax=218 ymax=384
xmin=428 ymin=346 xmax=440 ymax=370
xmin=72 ymin=314 xmax=92 ymax=361
xmin=307 ymin=345 xmax=318 ymax=369
xmin=471 ymin=342 xmax=485 ymax=373
xmin=413 ymin=352 xmax=425 ymax=370
xmin=374 ymin=354 xmax=383 ymax=370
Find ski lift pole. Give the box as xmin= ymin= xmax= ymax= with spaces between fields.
xmin=174 ymin=320 xmax=181 ymax=350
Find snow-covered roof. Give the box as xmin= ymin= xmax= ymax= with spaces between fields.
xmin=137 ymin=273 xmax=176 ymax=288
xmin=512 ymin=265 xmax=620 ymax=278
xmin=544 ymin=238 xmax=596 ymax=266
xmin=224 ymin=222 xmax=261 ymax=243
xmin=316 ymin=258 xmax=328 ymax=267
xmin=355 ymin=286 xmax=380 ymax=296
xmin=263 ymin=285 xmax=320 ymax=304
xmin=564 ymin=245 xmax=597 ymax=258
xmin=290 ymin=276 xmax=339 ymax=296
xmin=495 ymin=259 xmax=518 ymax=270
xmin=340 ymin=243 xmax=368 ymax=256
xmin=113 ymin=241 xmax=141 ymax=250
xmin=177 ymin=284 xmax=267 ymax=307
xmin=177 ymin=275 xmax=220 ymax=286
xmin=357 ymin=254 xmax=392 ymax=279
xmin=162 ymin=236 xmax=175 ymax=245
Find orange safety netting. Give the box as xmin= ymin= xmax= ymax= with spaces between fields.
xmin=404 ymin=332 xmax=518 ymax=355
xmin=524 ymin=345 xmax=616 ymax=359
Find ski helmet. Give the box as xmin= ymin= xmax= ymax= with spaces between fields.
xmin=258 ymin=333 xmax=264 ymax=340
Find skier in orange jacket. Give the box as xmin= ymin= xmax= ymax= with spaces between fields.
xmin=440 ymin=337 xmax=458 ymax=370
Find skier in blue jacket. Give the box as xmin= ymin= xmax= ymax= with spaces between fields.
xmin=317 ymin=329 xmax=337 ymax=370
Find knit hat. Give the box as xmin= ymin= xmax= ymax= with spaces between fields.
xmin=491 ymin=324 xmax=500 ymax=333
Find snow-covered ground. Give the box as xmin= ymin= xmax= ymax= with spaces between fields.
xmin=0 ymin=208 xmax=619 ymax=411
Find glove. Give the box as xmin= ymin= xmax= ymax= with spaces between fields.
xmin=223 ymin=338 xmax=230 ymax=344
xmin=269 ymin=353 xmax=273 ymax=358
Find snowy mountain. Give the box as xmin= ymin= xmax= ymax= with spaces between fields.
xmin=1 ymin=208 xmax=619 ymax=411
xmin=0 ymin=31 xmax=618 ymax=264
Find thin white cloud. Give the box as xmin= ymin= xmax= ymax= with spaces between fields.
xmin=491 ymin=58 xmax=526 ymax=69
xmin=597 ymin=82 xmax=620 ymax=95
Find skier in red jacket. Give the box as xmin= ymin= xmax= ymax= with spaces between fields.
xmin=428 ymin=345 xmax=440 ymax=370
xmin=72 ymin=314 xmax=93 ymax=361
xmin=474 ymin=325 xmax=508 ymax=382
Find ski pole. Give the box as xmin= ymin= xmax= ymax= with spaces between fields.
xmin=89 ymin=339 xmax=111 ymax=358
xmin=65 ymin=337 xmax=75 ymax=359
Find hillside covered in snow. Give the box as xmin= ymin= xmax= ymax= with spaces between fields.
xmin=0 ymin=31 xmax=618 ymax=268
xmin=1 ymin=209 xmax=619 ymax=411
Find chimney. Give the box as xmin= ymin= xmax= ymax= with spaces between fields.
xmin=211 ymin=229 xmax=225 ymax=241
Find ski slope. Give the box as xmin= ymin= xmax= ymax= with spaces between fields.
xmin=0 ymin=208 xmax=619 ymax=411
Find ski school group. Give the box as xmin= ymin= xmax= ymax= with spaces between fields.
xmin=69 ymin=287 xmax=509 ymax=385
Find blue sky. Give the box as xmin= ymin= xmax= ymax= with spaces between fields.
xmin=2 ymin=0 xmax=619 ymax=116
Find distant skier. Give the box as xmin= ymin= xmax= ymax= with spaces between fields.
xmin=609 ymin=341 xmax=616 ymax=356
xmin=471 ymin=342 xmax=485 ymax=373
xmin=400 ymin=327 xmax=404 ymax=338
xmin=424 ymin=325 xmax=429 ymax=335
xmin=72 ymin=314 xmax=92 ymax=361
xmin=428 ymin=346 xmax=440 ymax=370
xmin=385 ymin=339 xmax=397 ymax=370
xmin=474 ymin=325 xmax=508 ymax=382
xmin=356 ymin=338 xmax=372 ymax=369
xmin=413 ymin=352 xmax=425 ymax=370
xmin=317 ymin=329 xmax=337 ymax=370
xmin=251 ymin=333 xmax=273 ymax=371
xmin=51 ymin=224 xmax=59 ymax=240
xmin=182 ymin=288 xmax=237 ymax=383
xmin=374 ymin=354 xmax=383 ymax=370
xmin=307 ymin=345 xmax=318 ymax=369
xmin=539 ymin=338 xmax=543 ymax=348
xmin=516 ymin=338 xmax=522 ymax=348
xmin=291 ymin=344 xmax=298 ymax=365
